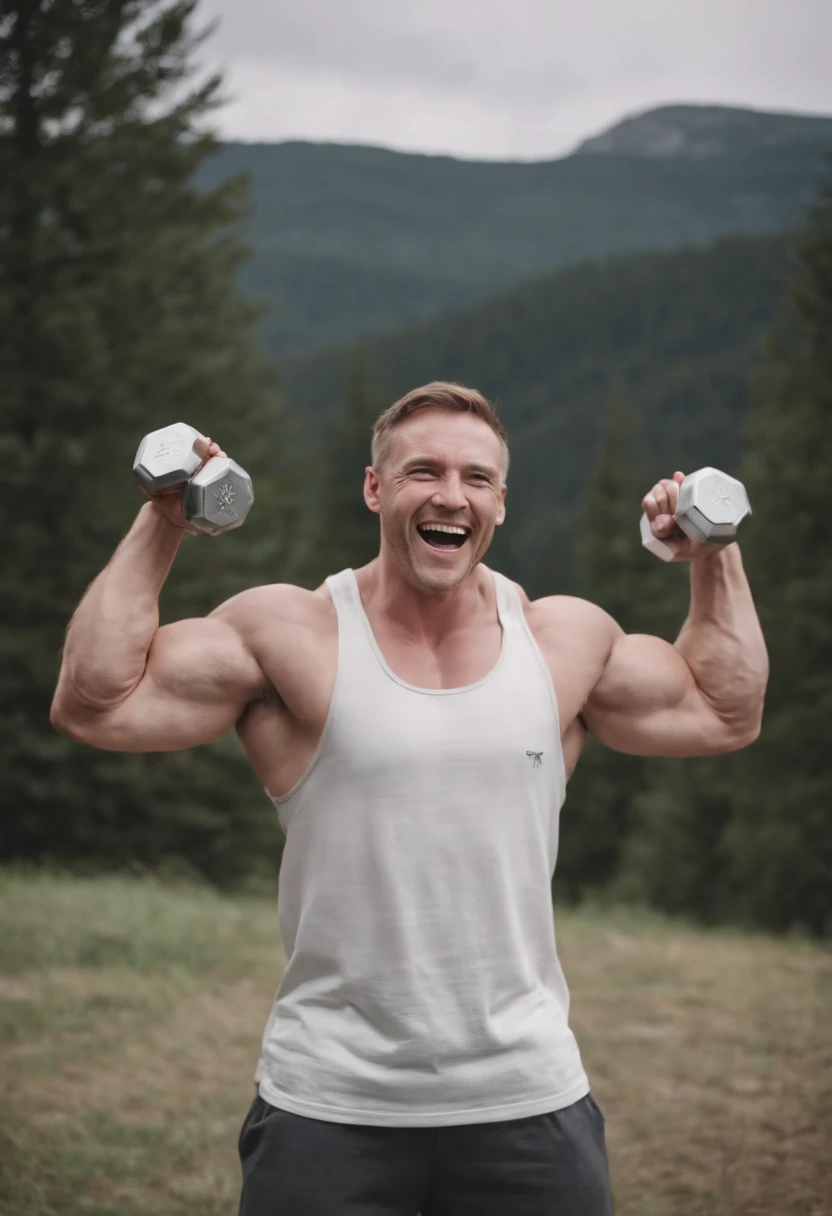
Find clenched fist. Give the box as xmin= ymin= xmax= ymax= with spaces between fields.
xmin=641 ymin=467 xmax=751 ymax=563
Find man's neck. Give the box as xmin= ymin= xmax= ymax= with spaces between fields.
xmin=357 ymin=557 xmax=494 ymax=644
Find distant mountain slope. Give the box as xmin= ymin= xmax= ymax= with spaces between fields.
xmin=199 ymin=106 xmax=829 ymax=353
xmin=282 ymin=234 xmax=788 ymax=595
xmin=576 ymin=103 xmax=832 ymax=158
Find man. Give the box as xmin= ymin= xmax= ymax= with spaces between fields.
xmin=51 ymin=381 xmax=768 ymax=1215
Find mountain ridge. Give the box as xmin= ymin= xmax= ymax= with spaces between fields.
xmin=223 ymin=103 xmax=832 ymax=165
xmin=576 ymin=103 xmax=832 ymax=159
xmin=197 ymin=104 xmax=830 ymax=353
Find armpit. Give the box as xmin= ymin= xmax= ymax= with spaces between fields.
xmin=563 ymin=714 xmax=589 ymax=779
xmin=238 ymin=682 xmax=284 ymax=725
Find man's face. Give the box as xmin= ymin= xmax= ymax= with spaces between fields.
xmin=364 ymin=408 xmax=507 ymax=593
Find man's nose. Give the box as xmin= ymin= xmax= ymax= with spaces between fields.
xmin=431 ymin=474 xmax=468 ymax=511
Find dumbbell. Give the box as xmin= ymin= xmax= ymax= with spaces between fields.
xmin=133 ymin=422 xmax=254 ymax=535
xmin=640 ymin=467 xmax=751 ymax=562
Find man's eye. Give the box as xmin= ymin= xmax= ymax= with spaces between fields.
xmin=411 ymin=468 xmax=435 ymax=476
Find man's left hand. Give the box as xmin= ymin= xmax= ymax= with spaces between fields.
xmin=641 ymin=471 xmax=720 ymax=563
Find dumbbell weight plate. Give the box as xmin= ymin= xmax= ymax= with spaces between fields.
xmin=133 ymin=423 xmax=205 ymax=494
xmin=182 ymin=456 xmax=254 ymax=534
xmin=674 ymin=467 xmax=751 ymax=545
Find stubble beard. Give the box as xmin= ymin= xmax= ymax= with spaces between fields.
xmin=381 ymin=512 xmax=491 ymax=593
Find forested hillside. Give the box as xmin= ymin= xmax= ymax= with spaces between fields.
xmin=285 ymin=233 xmax=789 ymax=597
xmin=199 ymin=105 xmax=832 ymax=353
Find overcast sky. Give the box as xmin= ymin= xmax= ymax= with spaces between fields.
xmin=197 ymin=0 xmax=832 ymax=160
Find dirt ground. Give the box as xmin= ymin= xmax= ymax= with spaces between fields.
xmin=1 ymin=872 xmax=829 ymax=1216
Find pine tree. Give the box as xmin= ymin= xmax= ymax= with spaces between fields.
xmin=576 ymin=395 xmax=682 ymax=634
xmin=614 ymin=171 xmax=832 ymax=934
xmin=558 ymin=395 xmax=688 ymax=898
xmin=0 ymin=0 xmax=294 ymax=879
xmin=613 ymin=756 xmax=737 ymax=923
xmin=719 ymin=171 xmax=832 ymax=933
xmin=577 ymin=402 xmax=736 ymax=922
xmin=299 ymin=350 xmax=384 ymax=585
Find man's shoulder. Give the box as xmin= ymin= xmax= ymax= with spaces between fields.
xmin=517 ymin=587 xmax=621 ymax=645
xmin=513 ymin=583 xmax=613 ymax=624
xmin=210 ymin=581 xmax=335 ymax=635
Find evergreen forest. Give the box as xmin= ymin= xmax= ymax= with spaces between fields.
xmin=3 ymin=0 xmax=831 ymax=935
xmin=200 ymin=115 xmax=832 ymax=353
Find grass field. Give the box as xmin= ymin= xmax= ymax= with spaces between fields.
xmin=0 ymin=871 xmax=829 ymax=1216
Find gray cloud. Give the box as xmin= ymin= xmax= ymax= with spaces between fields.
xmin=202 ymin=0 xmax=479 ymax=87
xmin=197 ymin=0 xmax=832 ymax=158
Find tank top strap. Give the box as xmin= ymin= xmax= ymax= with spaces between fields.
xmin=488 ymin=567 xmax=524 ymax=634
xmin=489 ymin=569 xmax=556 ymax=705
xmin=327 ymin=566 xmax=523 ymax=647
xmin=324 ymin=567 xmax=358 ymax=611
xmin=325 ymin=568 xmax=390 ymax=684
xmin=325 ymin=568 xmax=366 ymax=646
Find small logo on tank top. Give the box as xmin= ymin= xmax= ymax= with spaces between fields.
xmin=526 ymin=750 xmax=543 ymax=767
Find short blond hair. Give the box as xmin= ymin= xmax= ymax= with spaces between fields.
xmin=371 ymin=381 xmax=509 ymax=476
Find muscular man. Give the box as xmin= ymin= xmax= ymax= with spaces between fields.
xmin=51 ymin=382 xmax=768 ymax=1216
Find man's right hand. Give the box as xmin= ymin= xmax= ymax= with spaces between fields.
xmin=140 ymin=436 xmax=227 ymax=534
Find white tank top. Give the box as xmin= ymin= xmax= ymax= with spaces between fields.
xmin=255 ymin=566 xmax=589 ymax=1126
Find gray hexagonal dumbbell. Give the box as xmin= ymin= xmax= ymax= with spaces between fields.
xmin=182 ymin=456 xmax=254 ymax=535
xmin=640 ymin=467 xmax=751 ymax=562
xmin=133 ymin=422 xmax=254 ymax=535
xmin=133 ymin=422 xmax=205 ymax=494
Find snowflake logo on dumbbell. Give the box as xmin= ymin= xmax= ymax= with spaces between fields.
xmin=711 ymin=481 xmax=734 ymax=510
xmin=215 ymin=482 xmax=236 ymax=513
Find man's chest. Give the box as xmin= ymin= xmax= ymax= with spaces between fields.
xmin=369 ymin=618 xmax=503 ymax=690
xmin=251 ymin=596 xmax=604 ymax=734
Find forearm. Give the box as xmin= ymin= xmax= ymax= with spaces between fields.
xmin=54 ymin=504 xmax=185 ymax=712
xmin=674 ymin=545 xmax=768 ymax=736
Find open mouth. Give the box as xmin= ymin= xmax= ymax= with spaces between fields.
xmin=416 ymin=523 xmax=470 ymax=552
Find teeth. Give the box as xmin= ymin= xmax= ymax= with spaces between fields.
xmin=419 ymin=524 xmax=468 ymax=535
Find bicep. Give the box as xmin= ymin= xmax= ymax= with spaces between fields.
xmin=582 ymin=633 xmax=733 ymax=758
xmin=64 ymin=617 xmax=265 ymax=752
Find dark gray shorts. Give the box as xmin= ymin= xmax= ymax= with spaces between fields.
xmin=238 ymin=1090 xmax=613 ymax=1215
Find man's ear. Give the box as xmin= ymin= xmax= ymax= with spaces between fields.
xmin=364 ymin=466 xmax=381 ymax=514
xmin=496 ymin=484 xmax=507 ymax=526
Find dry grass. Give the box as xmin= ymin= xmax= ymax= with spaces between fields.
xmin=559 ymin=908 xmax=832 ymax=1215
xmin=0 ymin=870 xmax=829 ymax=1216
